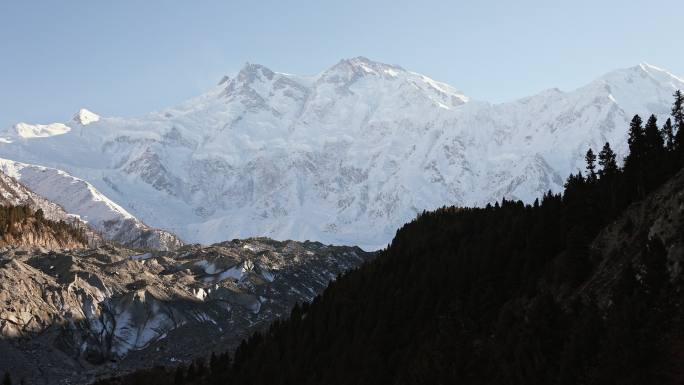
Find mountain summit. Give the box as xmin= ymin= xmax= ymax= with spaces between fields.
xmin=73 ymin=108 xmax=101 ymax=125
xmin=0 ymin=58 xmax=682 ymax=249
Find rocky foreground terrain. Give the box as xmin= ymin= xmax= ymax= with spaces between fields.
xmin=0 ymin=238 xmax=373 ymax=384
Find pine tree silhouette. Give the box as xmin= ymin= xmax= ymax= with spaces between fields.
xmin=643 ymin=114 xmax=667 ymax=189
xmin=627 ymin=115 xmax=645 ymax=160
xmin=174 ymin=366 xmax=185 ymax=385
xmin=672 ymin=90 xmax=684 ymax=157
xmin=585 ymin=148 xmax=597 ymax=181
xmin=644 ymin=114 xmax=664 ymax=154
xmin=661 ymin=118 xmax=674 ymax=151
xmin=625 ymin=115 xmax=647 ymax=197
xmin=598 ymin=142 xmax=618 ymax=177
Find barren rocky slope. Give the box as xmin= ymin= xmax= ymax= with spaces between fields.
xmin=0 ymin=238 xmax=372 ymax=385
xmin=579 ymin=167 xmax=684 ymax=308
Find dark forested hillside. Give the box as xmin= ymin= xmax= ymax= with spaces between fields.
xmin=87 ymin=91 xmax=684 ymax=385
xmin=0 ymin=204 xmax=89 ymax=248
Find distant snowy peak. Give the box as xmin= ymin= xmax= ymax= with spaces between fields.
xmin=583 ymin=63 xmax=684 ymax=118
xmin=10 ymin=122 xmax=71 ymax=139
xmin=595 ymin=63 xmax=684 ymax=89
xmin=222 ymin=62 xmax=306 ymax=104
xmin=220 ymin=57 xmax=468 ymax=112
xmin=318 ymin=56 xmax=469 ymax=107
xmin=324 ymin=56 xmax=408 ymax=80
xmin=2 ymin=109 xmax=99 ymax=141
xmin=73 ymin=108 xmax=100 ymax=125
xmin=235 ymin=62 xmax=277 ymax=84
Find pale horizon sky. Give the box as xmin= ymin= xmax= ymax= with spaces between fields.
xmin=1 ymin=0 xmax=683 ymax=128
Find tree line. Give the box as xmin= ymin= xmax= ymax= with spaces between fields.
xmin=0 ymin=204 xmax=89 ymax=246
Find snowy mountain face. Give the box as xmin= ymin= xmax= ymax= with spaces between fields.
xmin=0 ymin=58 xmax=682 ymax=249
xmin=0 ymin=159 xmax=183 ymax=250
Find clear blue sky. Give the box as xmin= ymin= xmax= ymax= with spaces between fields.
xmin=1 ymin=0 xmax=683 ymax=128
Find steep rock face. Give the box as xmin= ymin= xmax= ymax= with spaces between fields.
xmin=0 ymin=59 xmax=682 ymax=249
xmin=0 ymin=239 xmax=372 ymax=385
xmin=0 ymin=159 xmax=183 ymax=250
xmin=579 ymin=167 xmax=684 ymax=307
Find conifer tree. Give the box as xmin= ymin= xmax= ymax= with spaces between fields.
xmin=210 ymin=352 xmax=218 ymax=373
xmin=644 ymin=114 xmax=664 ymax=155
xmin=673 ymin=90 xmax=684 ymax=154
xmin=2 ymin=372 xmax=11 ymax=385
xmin=597 ymin=142 xmax=620 ymax=215
xmin=642 ymin=115 xmax=666 ymax=189
xmin=585 ymin=148 xmax=597 ymax=181
xmin=661 ymin=118 xmax=674 ymax=151
xmin=194 ymin=358 xmax=206 ymax=376
xmin=626 ymin=115 xmax=645 ymax=161
xmin=625 ymin=115 xmax=647 ymax=198
xmin=173 ymin=366 xmax=185 ymax=385
xmin=598 ymin=142 xmax=618 ymax=177
xmin=186 ymin=363 xmax=196 ymax=380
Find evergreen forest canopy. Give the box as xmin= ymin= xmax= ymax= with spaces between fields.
xmin=12 ymin=91 xmax=684 ymax=385
xmin=0 ymin=204 xmax=89 ymax=246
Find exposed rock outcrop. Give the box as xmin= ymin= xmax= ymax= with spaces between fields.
xmin=0 ymin=238 xmax=373 ymax=384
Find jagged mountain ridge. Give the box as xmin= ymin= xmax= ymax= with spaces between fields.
xmin=0 ymin=160 xmax=183 ymax=250
xmin=0 ymin=58 xmax=682 ymax=249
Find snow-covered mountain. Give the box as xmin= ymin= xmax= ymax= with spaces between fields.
xmin=1 ymin=58 xmax=682 ymax=249
xmin=0 ymin=159 xmax=183 ymax=250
